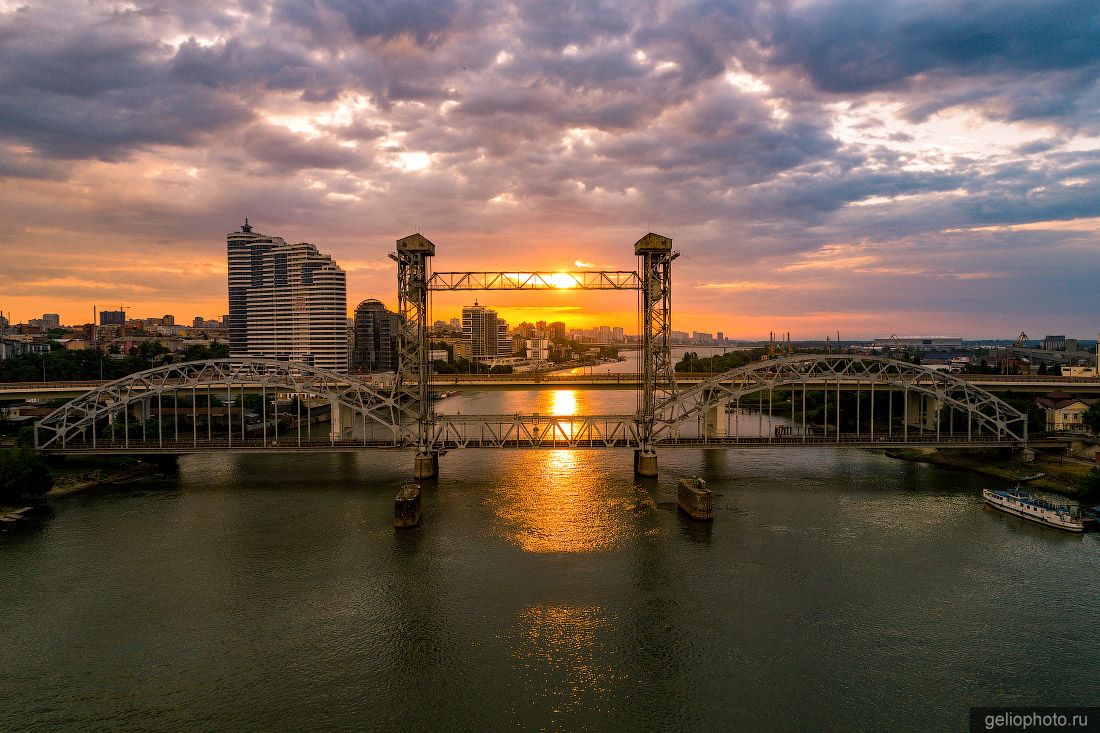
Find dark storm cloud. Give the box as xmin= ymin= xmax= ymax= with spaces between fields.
xmin=769 ymin=0 xmax=1100 ymax=91
xmin=765 ymin=0 xmax=1100 ymax=126
xmin=0 ymin=8 xmax=254 ymax=160
xmin=274 ymin=0 xmax=463 ymax=45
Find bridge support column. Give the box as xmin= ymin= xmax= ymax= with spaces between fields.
xmin=634 ymin=449 xmax=658 ymax=477
xmin=130 ymin=400 xmax=151 ymax=421
xmin=905 ymin=392 xmax=942 ymax=432
xmin=329 ymin=399 xmax=343 ymax=439
xmin=414 ymin=451 xmax=439 ymax=479
xmin=704 ymin=400 xmax=729 ymax=438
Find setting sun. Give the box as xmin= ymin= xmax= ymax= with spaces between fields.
xmin=550 ymin=272 xmax=579 ymax=289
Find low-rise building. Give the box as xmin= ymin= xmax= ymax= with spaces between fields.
xmin=1036 ymin=391 xmax=1096 ymax=433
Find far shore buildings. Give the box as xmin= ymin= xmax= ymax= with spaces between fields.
xmin=227 ymin=219 xmax=348 ymax=372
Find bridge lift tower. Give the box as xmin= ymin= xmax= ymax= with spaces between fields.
xmin=391 ymin=233 xmax=437 ymax=479
xmin=634 ymin=233 xmax=678 ymax=476
xmin=391 ymin=231 xmax=678 ymax=479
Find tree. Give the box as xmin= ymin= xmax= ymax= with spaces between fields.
xmin=1083 ymin=401 xmax=1100 ymax=435
xmin=1079 ymin=468 xmax=1100 ymax=502
xmin=0 ymin=448 xmax=53 ymax=505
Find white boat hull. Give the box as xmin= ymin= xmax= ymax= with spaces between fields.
xmin=982 ymin=489 xmax=1085 ymax=532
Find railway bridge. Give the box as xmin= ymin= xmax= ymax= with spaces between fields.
xmin=34 ymin=233 xmax=1029 ymax=477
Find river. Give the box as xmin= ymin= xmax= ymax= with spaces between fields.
xmin=2 ymin=386 xmax=1098 ymax=731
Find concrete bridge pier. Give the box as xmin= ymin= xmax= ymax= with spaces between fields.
xmin=414 ymin=451 xmax=439 ymax=479
xmin=704 ymin=399 xmax=730 ymax=438
xmin=634 ymin=448 xmax=658 ymax=477
xmin=905 ymin=391 xmax=941 ymax=431
xmin=330 ymin=401 xmax=358 ymax=440
xmin=130 ymin=400 xmax=151 ymax=421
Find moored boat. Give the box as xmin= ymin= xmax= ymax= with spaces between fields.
xmin=981 ymin=488 xmax=1084 ymax=532
xmin=394 ymin=483 xmax=422 ymax=528
xmin=677 ymin=477 xmax=713 ymax=521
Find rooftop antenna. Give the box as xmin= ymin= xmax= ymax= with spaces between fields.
xmin=241 ymin=217 xmax=253 ymax=233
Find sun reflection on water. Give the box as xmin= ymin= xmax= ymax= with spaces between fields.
xmin=488 ymin=389 xmax=640 ymax=553
xmin=508 ymin=604 xmax=617 ymax=720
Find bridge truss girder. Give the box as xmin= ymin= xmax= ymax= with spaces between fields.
xmin=427 ymin=271 xmax=641 ymax=290
xmin=653 ymin=355 xmax=1028 ymax=444
xmin=427 ymin=414 xmax=639 ymax=449
xmin=34 ymin=359 xmax=415 ymax=450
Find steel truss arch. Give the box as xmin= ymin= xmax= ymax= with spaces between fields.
xmin=653 ymin=355 xmax=1028 ymax=444
xmin=34 ymin=359 xmax=415 ymax=450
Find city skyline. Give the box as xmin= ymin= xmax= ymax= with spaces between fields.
xmin=2 ymin=2 xmax=1099 ymax=338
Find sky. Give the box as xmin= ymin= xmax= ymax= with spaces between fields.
xmin=1 ymin=0 xmax=1099 ymax=339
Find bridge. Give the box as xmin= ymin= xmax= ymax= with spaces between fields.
xmin=32 ymin=233 xmax=1031 ymax=477
xmin=5 ymin=372 xmax=1099 ymax=402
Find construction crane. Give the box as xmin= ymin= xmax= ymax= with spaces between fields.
xmin=1004 ymin=331 xmax=1029 ymax=374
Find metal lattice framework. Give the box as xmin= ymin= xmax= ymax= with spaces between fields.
xmin=653 ymin=355 xmax=1028 ymax=443
xmin=32 ymin=356 xmax=1030 ymax=453
xmin=427 ymin=414 xmax=639 ymax=449
xmin=34 ymin=359 xmax=415 ymax=450
xmin=391 ymin=234 xmax=435 ymax=452
xmin=427 ymin=271 xmax=641 ymax=290
xmin=636 ymin=233 xmax=678 ymax=451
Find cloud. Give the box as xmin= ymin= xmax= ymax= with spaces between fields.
xmin=1 ymin=0 xmax=1098 ymax=336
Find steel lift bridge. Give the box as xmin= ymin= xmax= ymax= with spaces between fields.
xmin=34 ymin=233 xmax=1029 ymax=478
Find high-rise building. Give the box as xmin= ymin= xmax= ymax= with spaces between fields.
xmin=226 ymin=220 xmax=348 ymax=372
xmin=549 ymin=321 xmax=566 ymax=341
xmin=352 ymin=299 xmax=400 ymax=373
xmin=162 ymin=315 xmax=175 ymax=327
xmin=42 ymin=314 xmax=60 ymax=329
xmin=100 ymin=310 xmax=125 ymax=326
xmin=462 ymin=302 xmax=511 ymax=359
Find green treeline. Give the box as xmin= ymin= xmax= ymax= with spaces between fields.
xmin=0 ymin=342 xmax=229 ymax=382
xmin=675 ymin=349 xmax=768 ymax=373
xmin=0 ymin=448 xmax=53 ymax=505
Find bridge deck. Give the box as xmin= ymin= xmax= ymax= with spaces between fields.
xmin=42 ymin=434 xmax=1018 ymax=455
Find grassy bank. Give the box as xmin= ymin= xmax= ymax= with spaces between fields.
xmin=884 ymin=447 xmax=1095 ymax=498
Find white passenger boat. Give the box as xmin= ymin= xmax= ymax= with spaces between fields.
xmin=982 ymin=488 xmax=1085 ymax=532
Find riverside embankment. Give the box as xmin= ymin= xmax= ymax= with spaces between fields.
xmin=885 ymin=444 xmax=1097 ymax=497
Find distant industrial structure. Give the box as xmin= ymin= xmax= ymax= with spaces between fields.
xmin=872 ymin=337 xmax=963 ymax=351
xmin=227 ymin=219 xmax=348 ymax=372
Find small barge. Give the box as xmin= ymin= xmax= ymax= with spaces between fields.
xmin=394 ymin=483 xmax=422 ymax=528
xmin=677 ymin=477 xmax=713 ymax=521
xmin=982 ymin=488 xmax=1084 ymax=532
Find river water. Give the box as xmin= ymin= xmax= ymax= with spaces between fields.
xmin=2 ymin=386 xmax=1098 ymax=732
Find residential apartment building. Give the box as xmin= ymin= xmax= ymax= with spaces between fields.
xmin=352 ymin=299 xmax=401 ymax=373
xmin=462 ymin=302 xmax=511 ymax=359
xmin=227 ymin=219 xmax=348 ymax=372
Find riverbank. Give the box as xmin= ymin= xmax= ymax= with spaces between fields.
xmin=46 ymin=459 xmax=169 ymax=497
xmin=884 ymin=446 xmax=1095 ymax=497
